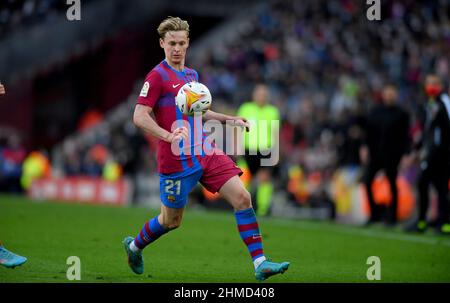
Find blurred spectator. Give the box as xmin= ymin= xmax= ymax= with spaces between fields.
xmin=191 ymin=0 xmax=449 ymax=221
xmin=330 ymin=75 xmax=359 ymax=118
xmin=83 ymin=144 xmax=108 ymax=177
xmin=407 ymin=74 xmax=450 ymax=234
xmin=61 ymin=139 xmax=82 ymax=176
xmin=0 ymin=84 xmax=26 ymax=193
xmin=5 ymin=0 xmax=448 ymax=223
xmin=78 ymin=109 xmax=104 ymax=133
xmin=102 ymin=156 xmax=123 ymax=182
xmin=20 ymin=149 xmax=51 ymax=190
xmin=0 ymin=134 xmax=26 ymax=193
xmin=361 ymin=84 xmax=410 ymax=226
xmin=0 ymin=0 xmax=91 ymax=38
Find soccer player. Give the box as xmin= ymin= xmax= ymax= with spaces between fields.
xmin=123 ymin=17 xmax=289 ymax=281
xmin=0 ymin=83 xmax=27 ymax=268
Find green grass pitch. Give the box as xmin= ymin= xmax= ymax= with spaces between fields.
xmin=1 ymin=194 xmax=449 ymax=282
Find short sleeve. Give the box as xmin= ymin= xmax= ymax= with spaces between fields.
xmin=194 ymin=70 xmax=199 ymax=82
xmin=136 ymin=71 xmax=163 ymax=108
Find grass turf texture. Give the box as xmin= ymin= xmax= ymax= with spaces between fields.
xmin=1 ymin=194 xmax=450 ymax=282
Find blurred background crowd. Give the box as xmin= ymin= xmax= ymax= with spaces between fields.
xmin=0 ymin=0 xmax=94 ymax=38
xmin=0 ymin=0 xmax=449 ymax=226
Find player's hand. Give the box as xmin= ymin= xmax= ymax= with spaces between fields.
xmin=167 ymin=127 xmax=189 ymax=143
xmin=0 ymin=83 xmax=5 ymax=96
xmin=233 ymin=117 xmax=250 ymax=132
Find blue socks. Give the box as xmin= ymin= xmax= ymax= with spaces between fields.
xmin=235 ymin=208 xmax=266 ymax=269
xmin=133 ymin=216 xmax=167 ymax=250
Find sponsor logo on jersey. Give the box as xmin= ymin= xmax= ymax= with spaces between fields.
xmin=140 ymin=81 xmax=150 ymax=97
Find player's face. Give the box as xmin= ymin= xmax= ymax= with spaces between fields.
xmin=160 ymin=31 xmax=189 ymax=66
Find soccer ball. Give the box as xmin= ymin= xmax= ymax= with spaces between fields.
xmin=175 ymin=82 xmax=212 ymax=116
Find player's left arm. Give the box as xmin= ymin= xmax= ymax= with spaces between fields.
xmin=194 ymin=69 xmax=250 ymax=131
xmin=203 ymin=110 xmax=250 ymax=131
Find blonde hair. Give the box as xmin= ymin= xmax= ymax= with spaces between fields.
xmin=157 ymin=16 xmax=189 ymax=39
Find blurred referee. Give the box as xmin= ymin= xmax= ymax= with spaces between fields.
xmin=237 ymin=84 xmax=280 ymax=216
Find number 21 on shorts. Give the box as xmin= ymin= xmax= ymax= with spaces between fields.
xmin=165 ymin=179 xmax=181 ymax=195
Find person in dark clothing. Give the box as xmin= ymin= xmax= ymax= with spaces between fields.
xmin=407 ymin=74 xmax=450 ymax=234
xmin=361 ymin=84 xmax=410 ymax=225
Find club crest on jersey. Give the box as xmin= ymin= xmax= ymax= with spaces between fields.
xmin=140 ymin=81 xmax=150 ymax=97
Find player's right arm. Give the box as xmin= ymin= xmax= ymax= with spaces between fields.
xmin=133 ymin=104 xmax=187 ymax=143
xmin=0 ymin=83 xmax=5 ymax=95
xmin=134 ymin=71 xmax=187 ymax=143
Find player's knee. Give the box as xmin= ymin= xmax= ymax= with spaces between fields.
xmin=235 ymin=189 xmax=252 ymax=210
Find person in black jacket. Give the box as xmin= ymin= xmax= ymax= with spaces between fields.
xmin=407 ymin=74 xmax=450 ymax=234
xmin=361 ymin=84 xmax=410 ymax=226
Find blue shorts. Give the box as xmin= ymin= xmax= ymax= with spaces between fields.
xmin=159 ymin=168 xmax=203 ymax=209
xmin=159 ymin=151 xmax=243 ymax=209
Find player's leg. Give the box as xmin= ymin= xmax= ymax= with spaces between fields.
xmin=431 ymin=169 xmax=450 ymax=234
xmin=123 ymin=206 xmax=184 ymax=275
xmin=244 ymin=153 xmax=273 ymax=216
xmin=385 ymin=164 xmax=399 ymax=225
xmin=363 ymin=160 xmax=381 ymax=224
xmin=255 ymin=168 xmax=273 ymax=216
xmin=243 ymin=153 xmax=259 ymax=210
xmin=0 ymin=241 xmax=27 ymax=268
xmin=123 ymin=170 xmax=201 ymax=274
xmin=406 ymin=167 xmax=431 ymax=232
xmin=219 ymin=175 xmax=289 ymax=281
xmin=218 ymin=176 xmax=265 ymax=267
xmin=417 ymin=168 xmax=431 ymax=227
xmin=130 ymin=206 xmax=182 ymax=250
